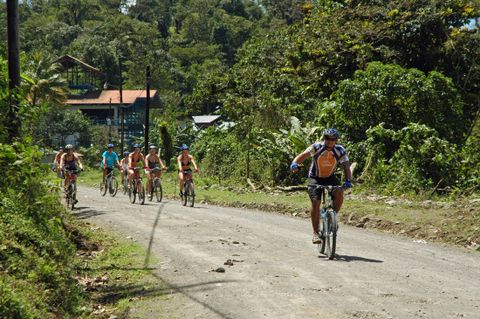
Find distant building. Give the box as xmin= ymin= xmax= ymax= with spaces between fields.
xmin=192 ymin=115 xmax=222 ymax=130
xmin=57 ymin=55 xmax=160 ymax=141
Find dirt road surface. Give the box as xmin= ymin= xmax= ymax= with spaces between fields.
xmin=75 ymin=186 xmax=480 ymax=319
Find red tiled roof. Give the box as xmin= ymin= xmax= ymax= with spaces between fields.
xmin=67 ymin=90 xmax=159 ymax=106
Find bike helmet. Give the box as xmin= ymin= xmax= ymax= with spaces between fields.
xmin=323 ymin=128 xmax=340 ymax=139
xmin=180 ymin=144 xmax=189 ymax=150
xmin=65 ymin=144 xmax=73 ymax=150
xmin=123 ymin=151 xmax=130 ymax=156
xmin=149 ymin=145 xmax=157 ymax=150
xmin=58 ymin=146 xmax=64 ymax=151
xmin=107 ymin=143 xmax=114 ymax=148
xmin=132 ymin=143 xmax=140 ymax=148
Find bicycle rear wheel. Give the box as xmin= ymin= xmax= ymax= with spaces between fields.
xmin=129 ymin=180 xmax=136 ymax=203
xmin=109 ymin=177 xmax=118 ymax=197
xmin=154 ymin=179 xmax=163 ymax=202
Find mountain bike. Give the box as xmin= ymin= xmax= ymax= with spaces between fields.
xmin=100 ymin=167 xmax=118 ymax=197
xmin=182 ymin=170 xmax=195 ymax=207
xmin=64 ymin=169 xmax=80 ymax=210
xmin=147 ymin=167 xmax=163 ymax=202
xmin=128 ymin=167 xmax=145 ymax=205
xmin=310 ymin=185 xmax=344 ymax=260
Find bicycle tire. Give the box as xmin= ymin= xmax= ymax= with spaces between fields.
xmin=122 ymin=176 xmax=128 ymax=195
xmin=328 ymin=211 xmax=337 ymax=260
xmin=318 ymin=211 xmax=327 ymax=255
xmin=70 ymin=183 xmax=77 ymax=210
xmin=100 ymin=179 xmax=107 ymax=196
xmin=129 ymin=180 xmax=136 ymax=204
xmin=155 ymin=179 xmax=163 ymax=202
xmin=109 ymin=177 xmax=118 ymax=197
xmin=138 ymin=182 xmax=145 ymax=205
xmin=148 ymin=180 xmax=154 ymax=202
xmin=187 ymin=182 xmax=195 ymax=207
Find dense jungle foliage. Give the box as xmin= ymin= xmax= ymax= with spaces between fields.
xmin=0 ymin=0 xmax=479 ymax=194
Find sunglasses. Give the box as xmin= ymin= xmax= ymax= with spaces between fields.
xmin=325 ymin=137 xmax=337 ymax=141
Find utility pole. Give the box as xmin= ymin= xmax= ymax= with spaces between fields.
xmin=119 ymin=57 xmax=125 ymax=154
xmin=6 ymin=0 xmax=20 ymax=141
xmin=144 ymin=65 xmax=151 ymax=155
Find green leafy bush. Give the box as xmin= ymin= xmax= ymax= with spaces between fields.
xmin=0 ymin=142 xmax=82 ymax=318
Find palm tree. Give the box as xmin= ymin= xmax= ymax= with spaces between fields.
xmin=22 ymin=52 xmax=69 ymax=107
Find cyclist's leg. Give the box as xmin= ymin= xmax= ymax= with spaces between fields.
xmin=310 ymin=199 xmax=321 ymax=234
xmin=146 ymin=170 xmax=152 ymax=193
xmin=102 ymin=167 xmax=107 ymax=182
xmin=128 ymin=168 xmax=134 ymax=187
xmin=328 ymin=175 xmax=343 ymax=213
xmin=307 ymin=177 xmax=323 ymax=235
xmin=178 ymin=171 xmax=184 ymax=194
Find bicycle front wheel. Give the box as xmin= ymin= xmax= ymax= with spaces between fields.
xmin=100 ymin=179 xmax=107 ymax=196
xmin=129 ymin=181 xmax=136 ymax=204
xmin=138 ymin=182 xmax=145 ymax=205
xmin=70 ymin=183 xmax=77 ymax=210
xmin=186 ymin=182 xmax=195 ymax=207
xmin=154 ymin=179 xmax=163 ymax=202
xmin=327 ymin=211 xmax=337 ymax=260
xmin=148 ymin=180 xmax=154 ymax=202
xmin=318 ymin=214 xmax=327 ymax=255
xmin=109 ymin=177 xmax=118 ymax=197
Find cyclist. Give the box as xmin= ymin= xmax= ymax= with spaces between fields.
xmin=177 ymin=144 xmax=199 ymax=197
xmin=53 ymin=146 xmax=64 ymax=178
xmin=59 ymin=144 xmax=84 ymax=201
xmin=290 ymin=128 xmax=352 ymax=244
xmin=120 ymin=151 xmax=130 ymax=187
xmin=145 ymin=145 xmax=167 ymax=194
xmin=128 ymin=144 xmax=145 ymax=189
xmin=102 ymin=144 xmax=121 ymax=182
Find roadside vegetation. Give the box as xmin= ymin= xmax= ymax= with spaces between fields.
xmin=0 ymin=0 xmax=479 ymax=316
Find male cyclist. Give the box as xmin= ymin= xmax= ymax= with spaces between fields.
xmin=128 ymin=144 xmax=145 ymax=189
xmin=290 ymin=128 xmax=352 ymax=244
xmin=59 ymin=144 xmax=84 ymax=201
xmin=177 ymin=144 xmax=199 ymax=197
xmin=145 ymin=145 xmax=167 ymax=194
xmin=102 ymin=144 xmax=121 ymax=182
xmin=120 ymin=151 xmax=130 ymax=187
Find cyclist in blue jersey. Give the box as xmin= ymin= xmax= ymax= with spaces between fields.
xmin=291 ymin=128 xmax=352 ymax=244
xmin=102 ymin=144 xmax=121 ymax=182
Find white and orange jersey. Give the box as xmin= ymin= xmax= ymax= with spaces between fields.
xmin=307 ymin=142 xmax=349 ymax=178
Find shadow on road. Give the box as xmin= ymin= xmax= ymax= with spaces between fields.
xmin=140 ymin=203 xmax=238 ymax=319
xmin=72 ymin=208 xmax=105 ymax=219
xmin=332 ymin=254 xmax=383 ymax=263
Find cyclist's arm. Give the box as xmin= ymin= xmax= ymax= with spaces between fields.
xmin=292 ymin=150 xmax=311 ymax=165
xmin=75 ymin=154 xmax=84 ymax=170
xmin=190 ymin=156 xmax=199 ymax=171
xmin=59 ymin=154 xmax=65 ymax=170
xmin=177 ymin=156 xmax=181 ymax=171
xmin=341 ymin=161 xmax=352 ymax=181
xmin=159 ymin=158 xmax=166 ymax=170
xmin=144 ymin=155 xmax=150 ymax=170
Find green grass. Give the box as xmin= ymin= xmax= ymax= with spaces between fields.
xmin=76 ymin=224 xmax=167 ymax=318
xmin=77 ymin=168 xmax=480 ymax=248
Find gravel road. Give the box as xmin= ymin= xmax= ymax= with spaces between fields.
xmin=75 ymin=186 xmax=480 ymax=319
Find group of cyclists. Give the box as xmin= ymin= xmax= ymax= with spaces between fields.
xmin=53 ymin=143 xmax=200 ymax=203
xmin=53 ymin=127 xmax=352 ymax=246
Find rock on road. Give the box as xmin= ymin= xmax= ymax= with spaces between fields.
xmin=75 ymin=186 xmax=480 ymax=319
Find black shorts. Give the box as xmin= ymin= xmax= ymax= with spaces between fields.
xmin=307 ymin=175 xmax=341 ymax=201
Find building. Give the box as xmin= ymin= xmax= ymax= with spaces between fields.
xmin=57 ymin=55 xmax=161 ymax=141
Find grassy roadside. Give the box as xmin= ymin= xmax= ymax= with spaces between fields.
xmin=78 ymin=169 xmax=480 ymax=250
xmin=74 ymin=221 xmax=167 ymax=319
